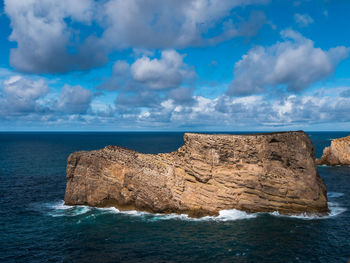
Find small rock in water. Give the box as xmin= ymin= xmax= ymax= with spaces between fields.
xmin=316 ymin=135 xmax=350 ymax=166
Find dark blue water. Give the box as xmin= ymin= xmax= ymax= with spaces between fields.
xmin=0 ymin=132 xmax=349 ymax=262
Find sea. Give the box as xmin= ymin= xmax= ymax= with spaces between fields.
xmin=0 ymin=132 xmax=349 ymax=263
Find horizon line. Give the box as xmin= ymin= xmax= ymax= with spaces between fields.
xmin=0 ymin=130 xmax=349 ymax=133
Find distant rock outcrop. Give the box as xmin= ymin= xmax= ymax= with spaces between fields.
xmin=316 ymin=135 xmax=350 ymax=166
xmin=64 ymin=131 xmax=328 ymax=216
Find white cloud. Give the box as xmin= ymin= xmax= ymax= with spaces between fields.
xmin=207 ymin=11 xmax=268 ymax=45
xmin=2 ymin=73 xmax=350 ymax=130
xmin=129 ymin=91 xmax=350 ymax=129
xmin=130 ymin=50 xmax=194 ymax=90
xmin=100 ymin=50 xmax=195 ymax=95
xmin=0 ymin=75 xmax=49 ymax=114
xmin=56 ymin=85 xmax=92 ymax=114
xmin=101 ymin=0 xmax=269 ymax=48
xmin=294 ymin=13 xmax=314 ymax=27
xmin=228 ymin=29 xmax=349 ymax=96
xmin=101 ymin=50 xmax=197 ymax=114
xmin=0 ymin=74 xmax=93 ymax=118
xmin=5 ymin=0 xmax=269 ymax=73
xmin=4 ymin=0 xmax=105 ymax=73
xmin=167 ymin=87 xmax=194 ymax=104
xmin=103 ymin=2 xmax=269 ymax=48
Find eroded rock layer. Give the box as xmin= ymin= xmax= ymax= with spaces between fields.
xmin=64 ymin=131 xmax=328 ymax=216
xmin=316 ymin=135 xmax=350 ymax=166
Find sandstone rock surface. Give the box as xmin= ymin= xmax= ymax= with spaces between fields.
xmin=316 ymin=135 xmax=350 ymax=166
xmin=64 ymin=131 xmax=328 ymax=216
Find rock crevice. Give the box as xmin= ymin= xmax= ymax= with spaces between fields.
xmin=64 ymin=131 xmax=328 ymax=216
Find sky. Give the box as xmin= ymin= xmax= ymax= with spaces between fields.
xmin=1 ymin=0 xmax=350 ymax=131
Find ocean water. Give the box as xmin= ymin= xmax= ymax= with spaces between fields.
xmin=0 ymin=131 xmax=349 ymax=262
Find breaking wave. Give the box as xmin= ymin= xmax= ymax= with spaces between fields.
xmin=268 ymin=201 xmax=346 ymax=220
xmin=30 ymin=200 xmax=91 ymax=217
xmin=31 ymin=197 xmax=346 ymax=222
xmin=44 ymin=202 xmax=257 ymax=221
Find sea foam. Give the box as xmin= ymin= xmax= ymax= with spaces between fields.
xmin=30 ymin=200 xmax=92 ymax=217
xmin=37 ymin=198 xmax=346 ymax=222
xmin=267 ymin=192 xmax=346 ymax=220
xmin=327 ymin=192 xmax=344 ymax=198
xmin=268 ymin=201 xmax=346 ymax=220
xmin=92 ymin=207 xmax=256 ymax=221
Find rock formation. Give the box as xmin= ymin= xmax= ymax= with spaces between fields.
xmin=64 ymin=131 xmax=328 ymax=216
xmin=316 ymin=135 xmax=350 ymax=166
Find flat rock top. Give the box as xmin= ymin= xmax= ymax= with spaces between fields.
xmin=185 ymin=131 xmax=305 ymax=138
xmin=332 ymin=135 xmax=350 ymax=143
xmin=183 ymin=131 xmax=308 ymax=145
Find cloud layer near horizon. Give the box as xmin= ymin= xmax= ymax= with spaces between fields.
xmin=2 ymin=72 xmax=350 ymax=130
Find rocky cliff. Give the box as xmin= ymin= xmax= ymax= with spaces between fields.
xmin=316 ymin=135 xmax=350 ymax=166
xmin=64 ymin=131 xmax=328 ymax=216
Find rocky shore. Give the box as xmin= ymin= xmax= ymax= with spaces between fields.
xmin=64 ymin=131 xmax=328 ymax=216
xmin=316 ymin=135 xmax=350 ymax=166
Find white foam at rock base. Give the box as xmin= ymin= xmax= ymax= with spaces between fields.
xmin=43 ymin=200 xmax=346 ymax=221
xmin=42 ymin=200 xmax=92 ymax=217
xmin=92 ymin=206 xmax=257 ymax=221
xmin=269 ymin=201 xmax=346 ymax=220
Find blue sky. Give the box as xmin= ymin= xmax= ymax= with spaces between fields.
xmin=1 ymin=0 xmax=350 ymax=131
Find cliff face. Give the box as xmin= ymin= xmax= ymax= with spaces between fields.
xmin=316 ymin=135 xmax=350 ymax=166
xmin=64 ymin=131 xmax=328 ymax=216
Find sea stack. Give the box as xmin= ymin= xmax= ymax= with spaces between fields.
xmin=316 ymin=135 xmax=350 ymax=166
xmin=64 ymin=131 xmax=328 ymax=216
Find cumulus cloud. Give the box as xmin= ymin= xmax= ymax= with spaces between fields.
xmin=167 ymin=87 xmax=195 ymax=104
xmin=103 ymin=50 xmax=197 ymax=116
xmin=5 ymin=0 xmax=269 ymax=73
xmin=4 ymin=0 xmax=106 ymax=73
xmin=207 ymin=11 xmax=267 ymax=45
xmin=228 ymin=29 xmax=350 ymax=96
xmin=98 ymin=50 xmax=196 ymax=92
xmin=56 ymin=85 xmax=92 ymax=114
xmin=0 ymin=75 xmax=49 ymax=115
xmin=130 ymin=50 xmax=195 ymax=90
xmin=101 ymin=1 xmax=269 ymax=48
xmin=100 ymin=50 xmax=195 ymax=92
xmin=0 ymin=74 xmax=93 ymax=119
xmin=294 ymin=13 xmax=314 ymax=27
xmin=98 ymin=50 xmax=196 ymax=114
